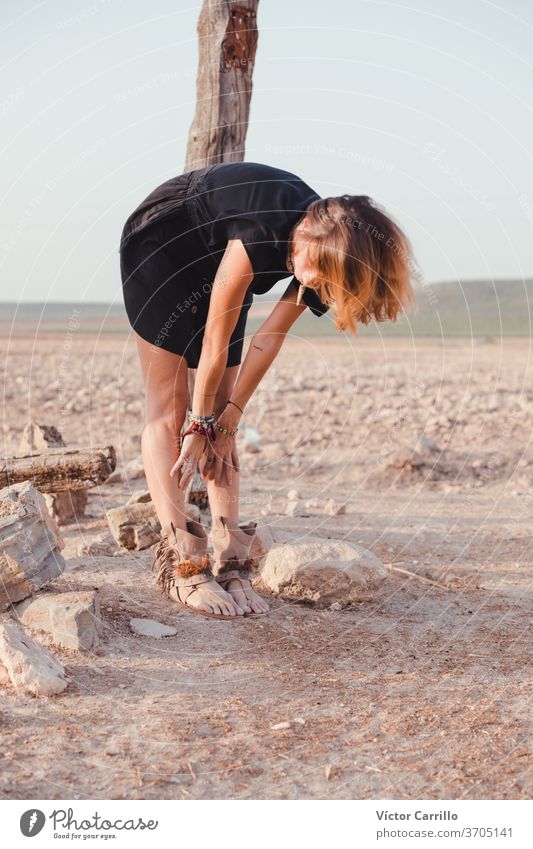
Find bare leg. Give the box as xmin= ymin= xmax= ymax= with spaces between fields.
xmin=135 ymin=332 xmax=189 ymax=531
xmin=134 ymin=333 xmax=243 ymax=616
xmin=206 ymin=367 xmax=269 ymax=615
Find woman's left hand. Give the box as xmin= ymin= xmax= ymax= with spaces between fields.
xmin=170 ymin=432 xmax=208 ymax=490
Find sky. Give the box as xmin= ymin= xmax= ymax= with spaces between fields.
xmin=1 ymin=0 xmax=532 ymax=303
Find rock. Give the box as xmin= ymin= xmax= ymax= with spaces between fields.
xmin=43 ymin=489 xmax=88 ymax=526
xmin=106 ymin=469 xmax=123 ymax=484
xmin=285 ymin=499 xmax=309 ymax=517
xmin=0 ymin=481 xmax=65 ymax=609
xmin=12 ymin=590 xmax=102 ymax=650
xmin=185 ymin=503 xmax=201 ymax=523
xmin=126 ymin=489 xmax=152 ymax=505
xmin=387 ymin=446 xmax=425 ymax=470
xmin=0 ymin=621 xmax=68 ymax=696
xmin=241 ymin=424 xmax=261 ymax=452
xmin=249 ymin=520 xmax=277 ymax=564
xmin=260 ymin=538 xmax=387 ymax=606
xmin=18 ymin=421 xmax=65 ymax=452
xmin=260 ymin=443 xmax=285 ymax=461
xmin=129 ymin=618 xmax=177 ymax=638
xmin=123 ymin=457 xmax=146 ymax=481
xmin=324 ymin=498 xmax=346 ymax=516
xmin=414 ymin=435 xmax=440 ymax=457
xmin=287 ymin=488 xmax=301 ymax=501
xmin=76 ymin=532 xmax=116 ymax=557
xmin=106 ymin=502 xmax=160 ymax=550
xmin=270 ymin=721 xmax=291 ymax=731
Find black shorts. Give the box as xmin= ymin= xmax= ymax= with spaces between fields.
xmin=119 ymin=187 xmax=253 ymax=368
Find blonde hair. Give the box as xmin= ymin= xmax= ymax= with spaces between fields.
xmin=288 ymin=195 xmax=416 ymax=333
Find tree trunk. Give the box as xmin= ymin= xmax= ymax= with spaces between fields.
xmin=185 ymin=0 xmax=260 ymax=171
xmin=183 ymin=2 xmax=260 ymax=508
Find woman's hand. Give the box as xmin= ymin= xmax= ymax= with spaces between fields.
xmin=170 ymin=432 xmax=208 ymax=491
xmin=199 ymin=410 xmax=240 ymax=487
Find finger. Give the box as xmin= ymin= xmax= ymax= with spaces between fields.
xmin=231 ymin=445 xmax=240 ymax=473
xmin=224 ymin=456 xmax=233 ymax=487
xmin=213 ymin=454 xmax=224 ymax=486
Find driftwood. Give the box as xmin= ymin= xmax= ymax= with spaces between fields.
xmin=0 ymin=445 xmax=116 ymax=493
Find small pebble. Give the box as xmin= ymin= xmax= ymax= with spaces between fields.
xmin=270 ymin=721 xmax=291 ymax=731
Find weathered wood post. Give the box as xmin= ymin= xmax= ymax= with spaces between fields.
xmin=183 ymin=0 xmax=260 ymax=508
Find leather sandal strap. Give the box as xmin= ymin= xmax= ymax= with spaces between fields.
xmin=174 ymin=570 xmax=214 ymax=588
xmin=217 ymin=569 xmax=252 ymax=586
xmin=216 ymin=569 xmax=241 ymax=584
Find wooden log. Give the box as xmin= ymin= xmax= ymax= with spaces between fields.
xmin=0 ymin=445 xmax=116 ymax=493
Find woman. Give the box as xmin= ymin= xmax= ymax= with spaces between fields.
xmin=119 ymin=161 xmax=414 ymax=620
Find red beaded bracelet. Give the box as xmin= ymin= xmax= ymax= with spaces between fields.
xmin=182 ymin=420 xmax=216 ymax=439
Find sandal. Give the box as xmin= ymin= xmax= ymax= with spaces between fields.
xmin=209 ymin=516 xmax=270 ymax=617
xmin=152 ymin=519 xmax=244 ymax=620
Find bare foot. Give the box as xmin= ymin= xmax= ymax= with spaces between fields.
xmin=175 ymin=578 xmax=245 ymax=617
xmin=223 ymin=576 xmax=270 ymax=616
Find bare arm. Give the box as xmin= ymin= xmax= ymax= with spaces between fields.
xmin=192 ymin=239 xmax=254 ymax=416
xmin=227 ymin=279 xmax=307 ymax=415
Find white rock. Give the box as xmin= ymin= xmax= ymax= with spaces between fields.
xmin=0 ymin=481 xmax=65 ymax=609
xmin=287 ymin=488 xmax=301 ymax=501
xmin=76 ymin=532 xmax=116 ymax=557
xmin=261 ymin=539 xmax=387 ymax=606
xmin=0 ymin=621 xmax=68 ymax=696
xmin=285 ymin=500 xmax=308 ymax=517
xmin=270 ymin=721 xmax=291 ymax=731
xmin=324 ymin=498 xmax=346 ymax=516
xmin=123 ymin=457 xmax=146 ymax=481
xmin=129 ymin=618 xmax=177 ymax=638
xmin=106 ymin=469 xmax=123 ymax=483
xmin=13 ymin=591 xmax=102 ymax=651
xmin=249 ymin=520 xmax=277 ymax=564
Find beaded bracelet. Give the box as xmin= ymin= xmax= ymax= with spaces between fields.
xmin=188 ymin=411 xmax=215 ymax=425
xmin=183 ymin=420 xmax=216 ymax=439
xmin=214 ymin=421 xmax=239 ymax=437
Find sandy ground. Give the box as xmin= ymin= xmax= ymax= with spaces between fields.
xmin=0 ymin=332 xmax=531 ymax=800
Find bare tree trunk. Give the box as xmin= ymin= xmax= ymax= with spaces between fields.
xmin=183 ymin=1 xmax=260 ymax=509
xmin=185 ymin=0 xmax=260 ymax=171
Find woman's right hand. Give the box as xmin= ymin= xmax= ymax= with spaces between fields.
xmin=199 ymin=410 xmax=240 ymax=486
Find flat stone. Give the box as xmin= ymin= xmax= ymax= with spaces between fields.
xmin=123 ymin=457 xmax=146 ymax=481
xmin=0 ymin=481 xmax=65 ymax=609
xmin=106 ymin=502 xmax=160 ymax=550
xmin=76 ymin=532 xmax=116 ymax=557
xmin=126 ymin=489 xmax=152 ymax=505
xmin=12 ymin=590 xmax=102 ymax=650
xmin=0 ymin=620 xmax=68 ymax=696
xmin=129 ymin=618 xmax=177 ymax=638
xmin=260 ymin=538 xmax=387 ymax=606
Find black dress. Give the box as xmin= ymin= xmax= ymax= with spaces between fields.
xmin=119 ymin=161 xmax=329 ymax=367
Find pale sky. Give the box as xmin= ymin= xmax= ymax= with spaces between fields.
xmin=1 ymin=0 xmax=532 ymax=302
